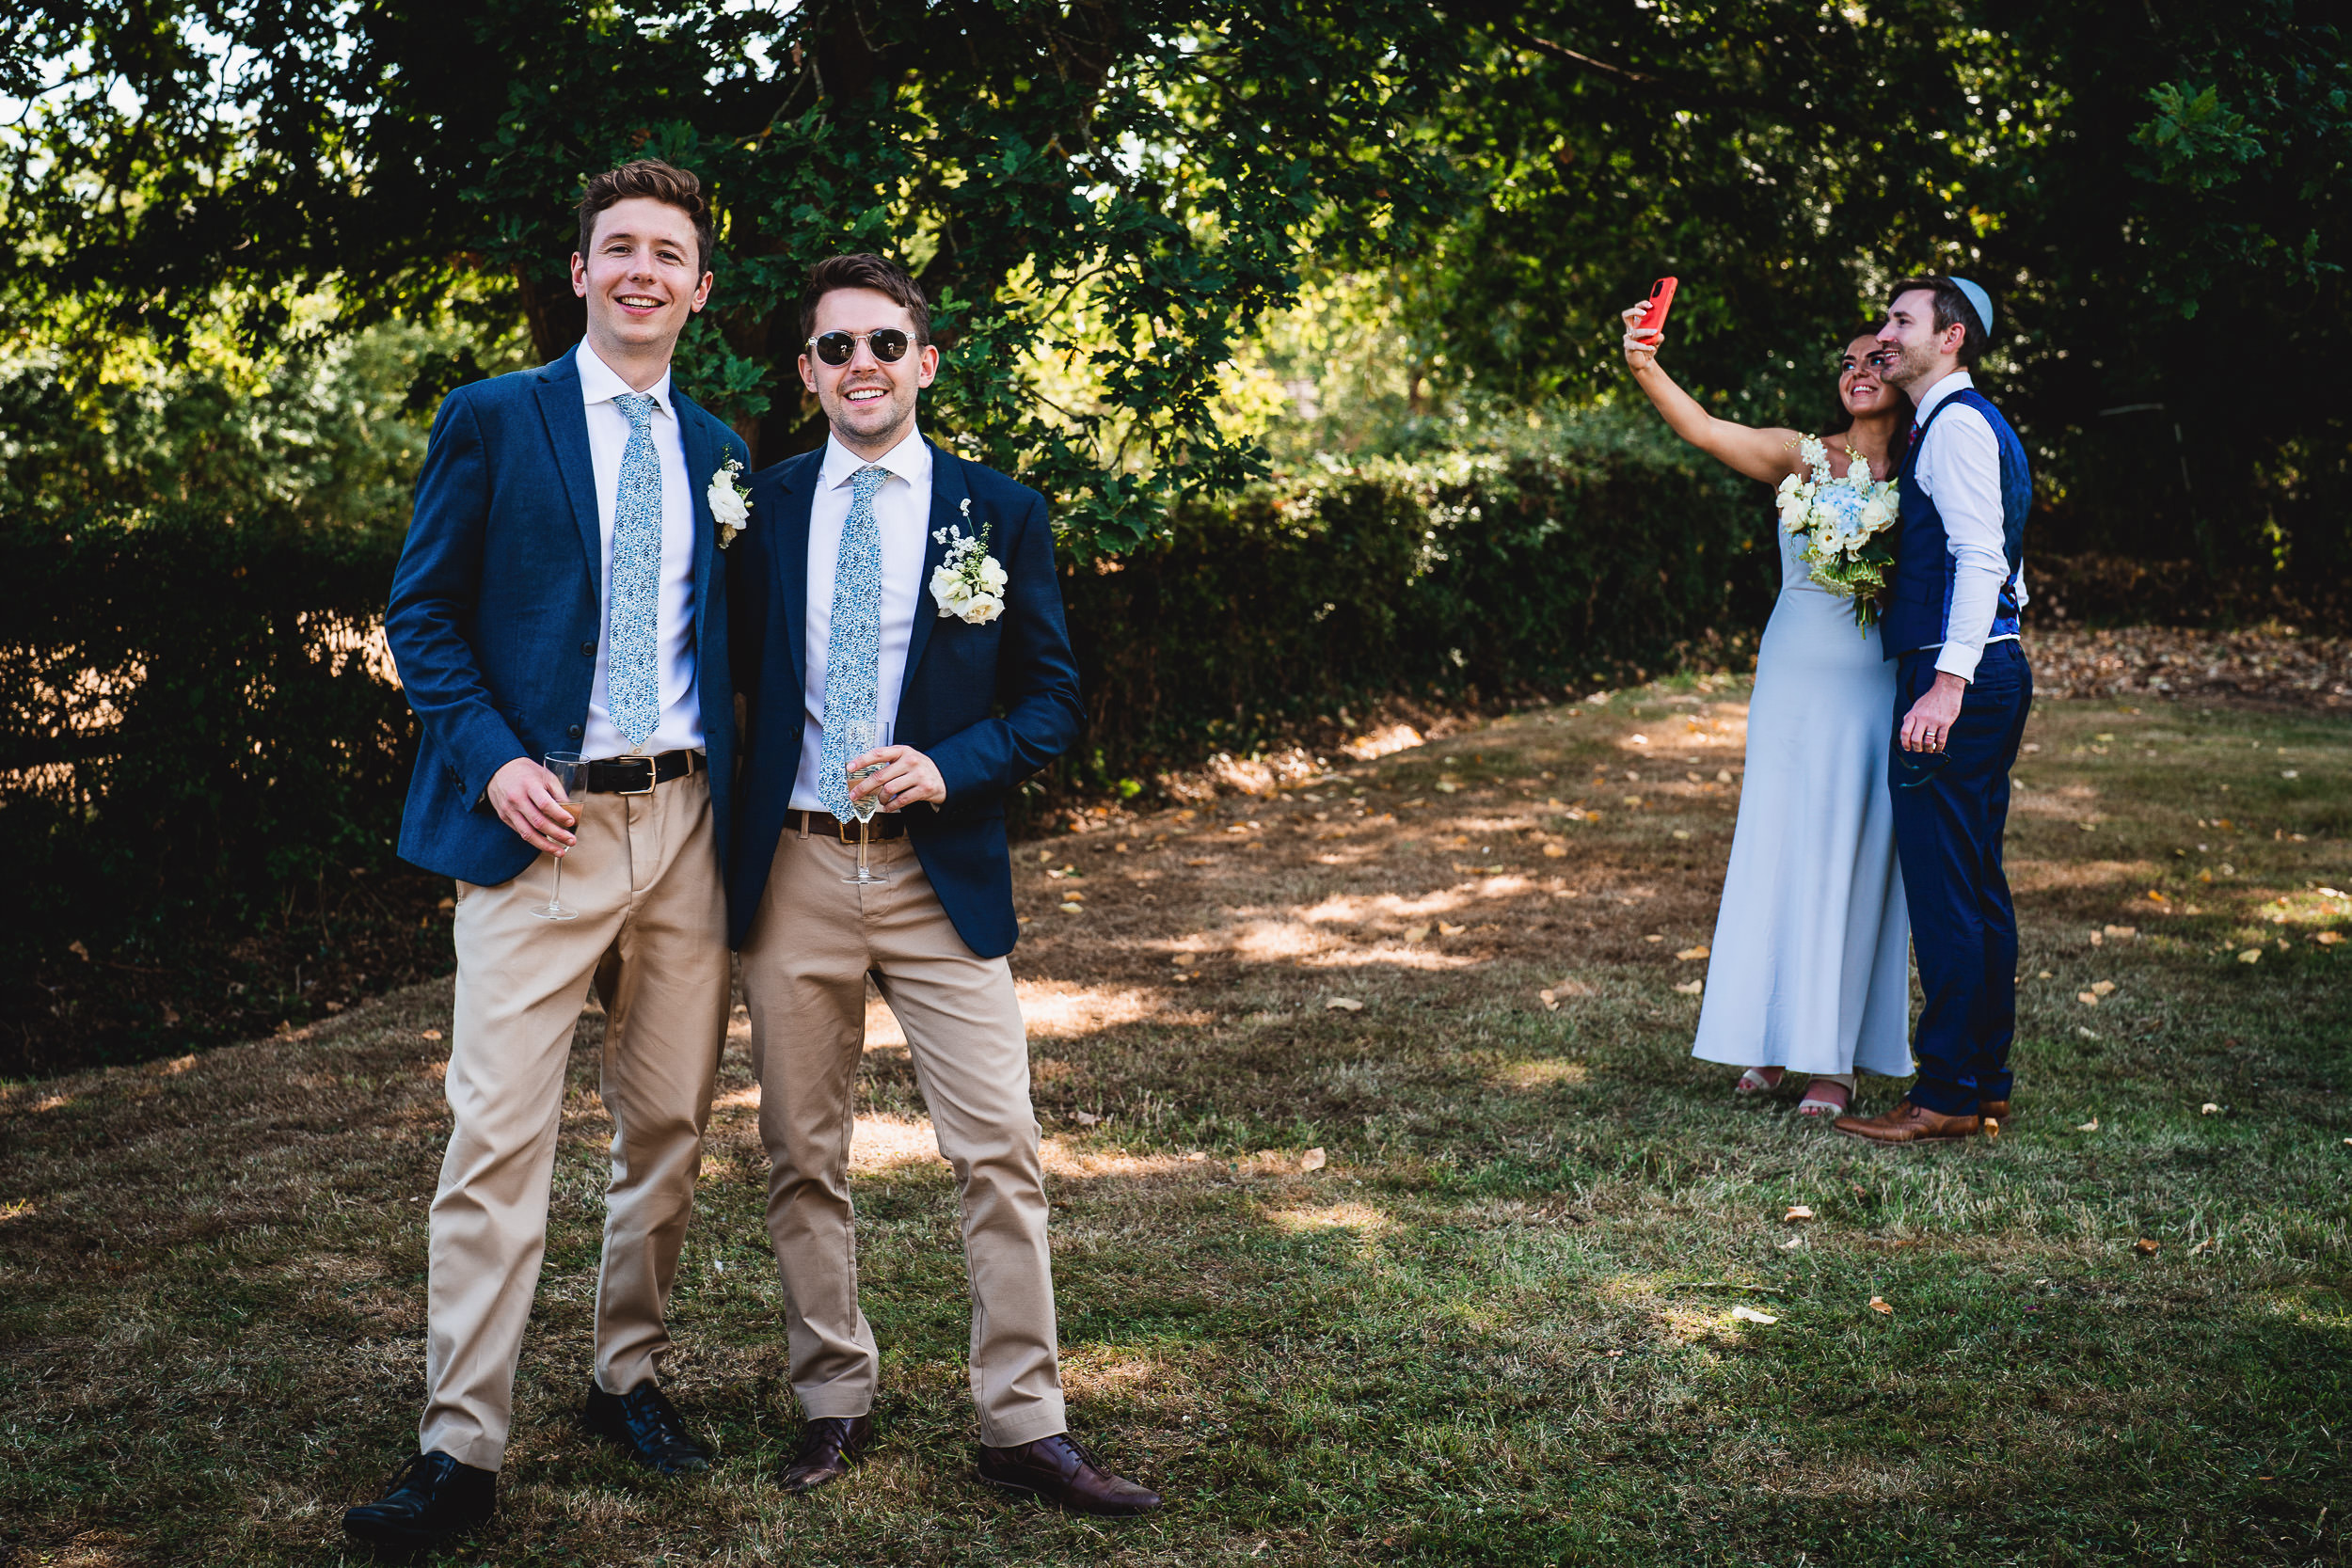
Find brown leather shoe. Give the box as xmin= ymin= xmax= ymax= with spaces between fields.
xmin=977 ymin=1433 xmax=1161 ymax=1516
xmin=776 ymin=1415 xmax=871 ymax=1494
xmin=1835 ymin=1098 xmax=1983 ymax=1144
xmin=1979 ymin=1099 xmax=2011 ymax=1122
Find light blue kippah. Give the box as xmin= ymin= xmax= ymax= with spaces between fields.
xmin=1948 ymin=276 xmax=1994 ymax=338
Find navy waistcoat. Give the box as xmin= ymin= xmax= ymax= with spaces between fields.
xmin=1883 ymin=387 xmax=2031 ymax=659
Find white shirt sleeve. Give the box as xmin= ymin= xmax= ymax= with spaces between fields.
xmin=1921 ymin=403 xmax=2010 ymax=683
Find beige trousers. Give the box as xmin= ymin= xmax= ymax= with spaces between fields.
xmin=740 ymin=829 xmax=1066 ymax=1449
xmin=421 ymin=769 xmax=728 ymax=1471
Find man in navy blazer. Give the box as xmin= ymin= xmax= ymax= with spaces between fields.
xmin=349 ymin=161 xmax=749 ymax=1553
xmin=726 ymin=255 xmax=1157 ymax=1516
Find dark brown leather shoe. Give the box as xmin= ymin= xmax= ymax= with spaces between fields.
xmin=977 ymin=1433 xmax=1161 ymax=1516
xmin=777 ymin=1415 xmax=871 ymax=1494
xmin=1835 ymin=1098 xmax=1982 ymax=1144
xmin=1979 ymin=1099 xmax=2011 ymax=1122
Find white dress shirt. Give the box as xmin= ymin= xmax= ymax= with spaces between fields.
xmin=576 ymin=340 xmax=704 ymax=759
xmin=1911 ymin=370 xmax=2026 ymax=683
xmin=789 ymin=426 xmax=935 ymax=811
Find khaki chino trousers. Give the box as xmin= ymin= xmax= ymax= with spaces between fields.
xmin=740 ymin=828 xmax=1068 ymax=1449
xmin=421 ymin=769 xmax=727 ymax=1471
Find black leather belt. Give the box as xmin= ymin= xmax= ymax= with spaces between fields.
xmin=582 ymin=750 xmax=703 ymax=795
xmin=790 ymin=807 xmax=909 ymax=842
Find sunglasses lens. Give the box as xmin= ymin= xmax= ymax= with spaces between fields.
xmin=814 ymin=332 xmax=856 ymax=366
xmin=870 ymin=330 xmax=909 ymax=363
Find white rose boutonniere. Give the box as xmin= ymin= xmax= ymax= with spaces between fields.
xmin=929 ymin=502 xmax=1006 ymax=624
xmin=708 ymin=456 xmax=752 ymax=548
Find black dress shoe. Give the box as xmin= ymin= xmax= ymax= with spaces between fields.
xmin=977 ymin=1433 xmax=1161 ymax=1516
xmin=583 ymin=1379 xmax=712 ymax=1473
xmin=777 ymin=1414 xmax=872 ymax=1493
xmin=342 ymin=1450 xmax=495 ymax=1555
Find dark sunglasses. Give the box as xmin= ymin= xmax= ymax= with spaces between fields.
xmin=807 ymin=329 xmax=913 ymax=367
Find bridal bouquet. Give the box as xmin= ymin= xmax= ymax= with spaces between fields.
xmin=1776 ymin=435 xmax=1899 ymax=628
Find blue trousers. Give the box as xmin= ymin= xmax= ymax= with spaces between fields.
xmin=1889 ymin=641 xmax=2032 ymax=1114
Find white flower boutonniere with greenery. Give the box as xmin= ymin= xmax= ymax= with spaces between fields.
xmin=708 ymin=456 xmax=752 ymax=548
xmin=929 ymin=501 xmax=1007 ymax=624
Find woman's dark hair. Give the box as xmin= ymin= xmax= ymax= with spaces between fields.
xmin=1823 ymin=325 xmax=1913 ymax=466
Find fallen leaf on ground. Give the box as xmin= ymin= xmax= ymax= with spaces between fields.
xmin=2201 ymin=1101 xmax=2222 ymax=1116
xmin=1073 ymin=1110 xmax=1101 ymax=1126
xmin=1402 ymin=924 xmax=1430 ymax=942
xmin=1645 ymin=934 xmax=1665 ymax=943
xmin=1059 ymin=902 xmax=1084 ymax=914
xmin=1671 ymin=830 xmax=1692 ymax=840
xmin=1300 ymin=1147 xmax=1327 ymax=1172
xmin=1325 ymin=997 xmax=1364 ymax=1011
xmin=2104 ymin=925 xmax=2137 ymax=939
xmin=1676 ymin=945 xmax=1709 ymax=961
xmin=2077 ymin=991 xmax=2100 ymax=1006
xmin=2189 ymin=1238 xmax=2216 ymax=1255
xmin=1779 ymin=1236 xmax=1804 ymax=1250
xmin=1868 ymin=1297 xmax=1894 ymax=1316
xmin=1438 ymin=923 xmax=1465 ymax=936
xmin=1785 ymin=1205 xmax=1814 ymax=1223
xmin=1552 ymin=979 xmax=1596 ymax=997
xmin=1543 ymin=843 xmax=1567 ymax=858
xmin=421 ymin=1029 xmax=443 ymax=1041
xmin=2315 ymin=931 xmax=2343 ymax=945
xmin=1538 ymin=990 xmax=1559 ymax=1011
xmin=1184 ymin=857 xmax=1213 ymax=867
xmin=2134 ymin=1237 xmax=2160 ymax=1256
xmin=2074 ymin=1117 xmax=2100 ymax=1132
xmin=1731 ymin=1306 xmax=1779 ymax=1324
xmin=1674 ymin=980 xmax=1704 ymax=995
xmin=2090 ymin=979 xmax=2116 ymax=996
xmin=1184 ymin=1151 xmax=1207 ymax=1162
xmin=2237 ymin=948 xmax=2262 ymax=963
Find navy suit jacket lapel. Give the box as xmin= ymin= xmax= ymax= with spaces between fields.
xmin=673 ymin=389 xmax=718 ymax=641
xmin=903 ymin=441 xmax=968 ymax=689
xmin=772 ymin=449 xmax=823 ymax=699
xmin=532 ymin=345 xmax=601 ymax=587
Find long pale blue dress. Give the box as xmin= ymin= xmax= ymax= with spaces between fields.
xmin=1690 ymin=479 xmax=1913 ymax=1078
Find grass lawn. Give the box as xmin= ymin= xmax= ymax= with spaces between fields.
xmin=3 ymin=681 xmax=2346 ymax=1566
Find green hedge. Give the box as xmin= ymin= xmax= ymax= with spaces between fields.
xmin=1 ymin=406 xmax=1770 ymax=1066
xmin=1062 ymin=424 xmax=1768 ymax=784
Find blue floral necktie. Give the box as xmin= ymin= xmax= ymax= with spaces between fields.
xmin=606 ymin=392 xmax=662 ymax=752
xmin=818 ymin=465 xmax=890 ymax=821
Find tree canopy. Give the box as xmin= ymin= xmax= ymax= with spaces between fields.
xmin=6 ymin=0 xmax=2344 ymax=571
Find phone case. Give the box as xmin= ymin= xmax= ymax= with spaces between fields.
xmin=1640 ymin=277 xmax=1678 ymax=331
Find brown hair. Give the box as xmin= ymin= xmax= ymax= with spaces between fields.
xmin=1886 ymin=276 xmax=1987 ymax=369
xmin=798 ymin=254 xmax=931 ymax=349
xmin=576 ymin=160 xmax=713 ymax=275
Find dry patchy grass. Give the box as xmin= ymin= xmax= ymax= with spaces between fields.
xmin=3 ymin=679 xmax=2348 ymax=1566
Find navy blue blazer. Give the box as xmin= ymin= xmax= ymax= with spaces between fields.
xmin=726 ymin=441 xmax=1083 ymax=956
xmin=387 ymin=344 xmax=749 ymax=887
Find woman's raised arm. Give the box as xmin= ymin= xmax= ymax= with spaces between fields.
xmin=1620 ymin=301 xmax=1804 ymax=487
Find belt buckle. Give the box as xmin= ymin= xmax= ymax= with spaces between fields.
xmin=616 ymin=756 xmax=658 ymax=796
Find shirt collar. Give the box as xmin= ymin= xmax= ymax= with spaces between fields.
xmin=1913 ymin=369 xmax=1974 ymax=424
xmin=819 ymin=425 xmax=931 ymax=492
xmin=576 ymin=338 xmax=675 ymax=420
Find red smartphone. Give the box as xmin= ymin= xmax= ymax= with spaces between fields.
xmin=1639 ymin=277 xmax=1678 ymax=332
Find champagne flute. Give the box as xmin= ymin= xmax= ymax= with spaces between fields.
xmin=530 ymin=752 xmax=585 ymax=921
xmin=841 ymin=720 xmax=890 ymax=886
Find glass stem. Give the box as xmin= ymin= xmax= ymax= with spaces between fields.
xmin=549 ymin=848 xmax=563 ymax=909
xmin=858 ymin=816 xmax=871 ymax=879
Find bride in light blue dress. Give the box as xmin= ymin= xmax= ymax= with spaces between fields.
xmin=1619 ymin=304 xmax=1915 ymax=1117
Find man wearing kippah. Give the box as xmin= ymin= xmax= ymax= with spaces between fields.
xmin=1839 ymin=275 xmax=2034 ymax=1144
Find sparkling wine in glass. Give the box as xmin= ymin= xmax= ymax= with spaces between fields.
xmin=530 ymin=752 xmax=585 ymax=921
xmin=841 ymin=720 xmax=890 ymax=886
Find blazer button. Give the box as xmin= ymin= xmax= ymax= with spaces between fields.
xmin=580 ymin=641 xmax=596 ymax=656
xmin=567 ymin=725 xmax=582 ymax=739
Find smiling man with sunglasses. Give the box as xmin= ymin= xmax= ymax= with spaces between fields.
xmin=724 ymin=255 xmax=1156 ymax=1515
